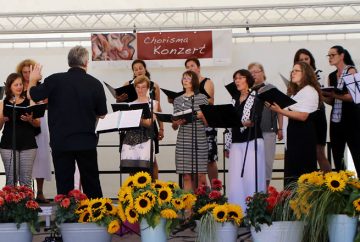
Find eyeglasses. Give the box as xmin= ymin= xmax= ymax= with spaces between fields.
xmin=291 ymin=69 xmax=302 ymax=73
xmin=182 ymin=76 xmax=192 ymax=81
xmin=250 ymin=70 xmax=262 ymax=75
xmin=326 ymin=54 xmax=338 ymax=58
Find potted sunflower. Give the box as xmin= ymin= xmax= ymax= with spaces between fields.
xmin=117 ymin=171 xmax=197 ymax=242
xmin=244 ymin=186 xmax=304 ymax=242
xmin=196 ymin=202 xmax=243 ymax=242
xmin=291 ymin=170 xmax=360 ymax=242
xmin=54 ymin=189 xmax=121 ymax=242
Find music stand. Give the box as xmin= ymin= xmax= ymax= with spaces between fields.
xmin=200 ymin=104 xmax=242 ymax=194
xmin=343 ymin=73 xmax=360 ymax=104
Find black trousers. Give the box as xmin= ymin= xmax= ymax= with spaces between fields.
xmin=330 ymin=121 xmax=360 ymax=173
xmin=52 ymin=149 xmax=103 ymax=198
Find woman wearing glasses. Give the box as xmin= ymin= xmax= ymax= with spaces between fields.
xmin=323 ymin=45 xmax=360 ymax=173
xmin=269 ymin=62 xmax=321 ymax=186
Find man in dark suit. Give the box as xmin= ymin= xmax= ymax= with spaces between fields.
xmin=28 ymin=46 xmax=107 ymax=198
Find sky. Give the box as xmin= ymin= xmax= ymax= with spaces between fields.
xmin=0 ymin=0 xmax=344 ymax=13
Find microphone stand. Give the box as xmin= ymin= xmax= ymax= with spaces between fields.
xmin=11 ymin=96 xmax=17 ymax=186
xmin=190 ymin=94 xmax=199 ymax=189
xmin=148 ymin=87 xmax=155 ymax=180
xmin=240 ymin=89 xmax=261 ymax=193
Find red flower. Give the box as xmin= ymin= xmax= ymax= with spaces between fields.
xmin=60 ymin=198 xmax=71 ymax=208
xmin=54 ymin=194 xmax=65 ymax=203
xmin=68 ymin=189 xmax=87 ymax=201
xmin=209 ymin=190 xmax=222 ymax=200
xmin=211 ymin=179 xmax=222 ymax=190
xmin=266 ymin=196 xmax=277 ymax=212
xmin=195 ymin=185 xmax=207 ymax=196
xmin=4 ymin=193 xmax=13 ymax=203
xmin=267 ymin=186 xmax=279 ymax=197
xmin=0 ymin=197 xmax=4 ymax=206
xmin=26 ymin=200 xmax=40 ymax=209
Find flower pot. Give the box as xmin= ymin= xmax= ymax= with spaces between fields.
xmin=216 ymin=222 xmax=238 ymax=242
xmin=327 ymin=214 xmax=358 ymax=242
xmin=140 ymin=218 xmax=167 ymax=242
xmin=194 ymin=220 xmax=201 ymax=233
xmin=0 ymin=223 xmax=32 ymax=242
xmin=60 ymin=222 xmax=112 ymax=242
xmin=251 ymin=221 xmax=304 ymax=242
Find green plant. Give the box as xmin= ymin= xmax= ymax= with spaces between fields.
xmin=0 ymin=185 xmax=41 ymax=232
xmin=290 ymin=170 xmax=360 ymax=242
xmin=54 ymin=189 xmax=121 ymax=234
xmin=244 ymin=186 xmax=295 ymax=232
xmin=117 ymin=171 xmax=197 ymax=235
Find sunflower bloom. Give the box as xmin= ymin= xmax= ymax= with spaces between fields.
xmin=122 ymin=176 xmax=135 ymax=189
xmin=103 ymin=198 xmax=117 ymax=215
xmin=135 ymin=196 xmax=153 ymax=214
xmin=325 ymin=174 xmax=346 ymax=192
xmin=160 ymin=208 xmax=178 ymax=219
xmin=226 ymin=204 xmax=243 ymax=225
xmin=78 ymin=210 xmax=91 ymax=223
xmin=167 ymin=181 xmax=180 ymax=190
xmin=171 ymin=198 xmax=184 ymax=210
xmin=125 ymin=206 xmax=139 ymax=224
xmin=198 ymin=203 xmax=217 ymax=214
xmin=89 ymin=198 xmax=105 ymax=211
xmin=133 ymin=171 xmax=152 ymax=188
xmin=158 ymin=187 xmax=173 ymax=205
xmin=141 ymin=191 xmax=157 ymax=206
xmin=153 ymin=180 xmax=166 ymax=190
xmin=353 ymin=198 xmax=360 ymax=212
xmin=90 ymin=207 xmax=105 ymax=222
xmin=182 ymin=194 xmax=197 ymax=210
xmin=108 ymin=220 xmax=121 ymax=234
xmin=75 ymin=200 xmax=90 ymax=214
xmin=213 ymin=205 xmax=228 ymax=223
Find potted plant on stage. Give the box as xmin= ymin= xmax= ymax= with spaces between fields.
xmin=117 ymin=171 xmax=197 ymax=242
xmin=54 ymin=189 xmax=122 ymax=242
xmin=244 ymin=186 xmax=304 ymax=242
xmin=0 ymin=185 xmax=41 ymax=242
xmin=291 ymin=170 xmax=360 ymax=242
xmin=191 ymin=178 xmax=228 ymax=230
xmin=196 ymin=202 xmax=243 ymax=242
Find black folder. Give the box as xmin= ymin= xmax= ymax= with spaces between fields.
xmin=257 ymin=87 xmax=296 ymax=109
xmin=111 ymin=103 xmax=151 ymax=119
xmin=3 ymin=103 xmax=47 ymax=119
xmin=321 ymin=86 xmax=346 ymax=95
xmin=104 ymin=82 xmax=137 ymax=103
xmin=225 ymin=82 xmax=240 ymax=100
xmin=160 ymin=88 xmax=184 ymax=100
xmin=155 ymin=109 xmax=193 ymax=123
xmin=200 ymin=104 xmax=242 ymax=128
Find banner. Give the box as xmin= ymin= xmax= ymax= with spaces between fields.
xmin=91 ymin=30 xmax=231 ymax=66
xmin=137 ymin=31 xmax=212 ymax=60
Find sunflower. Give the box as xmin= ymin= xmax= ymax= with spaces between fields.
xmin=75 ymin=199 xmax=90 ymax=214
xmin=125 ymin=206 xmax=139 ymax=224
xmin=119 ymin=187 xmax=134 ymax=206
xmin=167 ymin=181 xmax=180 ymax=190
xmin=198 ymin=203 xmax=217 ymax=214
xmin=182 ymin=194 xmax=197 ymax=209
xmin=160 ymin=208 xmax=178 ymax=219
xmin=325 ymin=173 xmax=346 ymax=192
xmin=134 ymin=196 xmax=153 ymax=214
xmin=226 ymin=204 xmax=243 ymax=225
xmin=103 ymin=198 xmax=117 ymax=215
xmin=353 ymin=198 xmax=360 ymax=212
xmin=153 ymin=180 xmax=166 ymax=189
xmin=348 ymin=181 xmax=360 ymax=189
xmin=89 ymin=198 xmax=105 ymax=211
xmin=158 ymin=187 xmax=173 ymax=205
xmin=171 ymin=198 xmax=184 ymax=210
xmin=107 ymin=220 xmax=121 ymax=234
xmin=78 ymin=210 xmax=91 ymax=223
xmin=133 ymin=171 xmax=152 ymax=188
xmin=117 ymin=204 xmax=127 ymax=222
xmin=338 ymin=171 xmax=350 ymax=183
xmin=141 ymin=191 xmax=157 ymax=205
xmin=90 ymin=207 xmax=105 ymax=222
xmin=298 ymin=173 xmax=311 ymax=184
xmin=122 ymin=176 xmax=135 ymax=189
xmin=307 ymin=171 xmax=325 ymax=186
xmin=213 ymin=205 xmax=228 ymax=223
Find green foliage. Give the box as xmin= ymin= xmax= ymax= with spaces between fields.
xmin=196 ymin=212 xmax=217 ymax=242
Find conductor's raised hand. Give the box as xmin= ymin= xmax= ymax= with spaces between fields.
xmin=29 ymin=63 xmax=43 ymax=83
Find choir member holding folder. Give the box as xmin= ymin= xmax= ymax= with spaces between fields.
xmin=268 ymin=62 xmax=321 ymax=186
xmin=120 ymin=75 xmax=160 ymax=174
xmin=225 ymin=69 xmax=265 ymax=210
xmin=172 ymin=70 xmax=208 ymax=191
xmin=0 ymin=73 xmax=40 ymax=187
xmin=116 ymin=59 xmax=163 ymax=179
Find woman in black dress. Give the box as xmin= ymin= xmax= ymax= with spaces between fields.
xmin=269 ymin=62 xmax=321 ymax=186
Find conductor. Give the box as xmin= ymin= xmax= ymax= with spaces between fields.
xmin=28 ymin=46 xmax=108 ymax=198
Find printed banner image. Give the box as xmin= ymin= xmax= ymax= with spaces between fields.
xmin=91 ymin=33 xmax=136 ymax=61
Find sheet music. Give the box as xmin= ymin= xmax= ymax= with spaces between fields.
xmin=96 ymin=111 xmax=121 ymax=132
xmin=343 ymin=73 xmax=360 ymax=104
xmin=118 ymin=109 xmax=142 ymax=129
